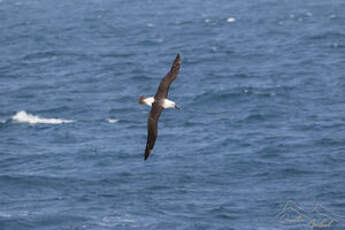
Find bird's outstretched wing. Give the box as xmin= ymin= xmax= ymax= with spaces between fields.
xmin=144 ymin=101 xmax=163 ymax=160
xmin=154 ymin=53 xmax=181 ymax=99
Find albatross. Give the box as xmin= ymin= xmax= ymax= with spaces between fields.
xmin=139 ymin=54 xmax=182 ymax=160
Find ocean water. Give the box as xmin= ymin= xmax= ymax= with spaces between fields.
xmin=1 ymin=0 xmax=345 ymax=229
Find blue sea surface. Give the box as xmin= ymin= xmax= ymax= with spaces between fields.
xmin=1 ymin=0 xmax=345 ymax=229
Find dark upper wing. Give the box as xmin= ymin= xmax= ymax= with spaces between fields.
xmin=154 ymin=53 xmax=181 ymax=99
xmin=144 ymin=101 xmax=164 ymax=160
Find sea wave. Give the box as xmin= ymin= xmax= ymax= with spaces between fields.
xmin=106 ymin=118 xmax=120 ymax=123
xmin=12 ymin=111 xmax=74 ymax=124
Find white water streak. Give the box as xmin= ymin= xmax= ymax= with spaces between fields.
xmin=107 ymin=119 xmax=120 ymax=123
xmin=12 ymin=111 xmax=74 ymax=124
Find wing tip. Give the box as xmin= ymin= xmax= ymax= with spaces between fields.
xmin=175 ymin=53 xmax=181 ymax=64
xmin=170 ymin=53 xmax=181 ymax=72
xmin=144 ymin=149 xmax=152 ymax=160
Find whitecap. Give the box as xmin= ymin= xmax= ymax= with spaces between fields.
xmin=0 ymin=212 xmax=11 ymax=218
xmin=12 ymin=111 xmax=74 ymax=124
xmin=332 ymin=43 xmax=339 ymax=48
xmin=0 ymin=120 xmax=6 ymax=124
xmin=107 ymin=118 xmax=120 ymax=123
xmin=227 ymin=17 xmax=236 ymax=23
xmin=211 ymin=46 xmax=217 ymax=52
xmin=100 ymin=215 xmax=135 ymax=227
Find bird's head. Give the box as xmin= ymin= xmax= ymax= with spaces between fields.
xmin=138 ymin=96 xmax=147 ymax=105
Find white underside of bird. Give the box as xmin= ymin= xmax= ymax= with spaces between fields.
xmin=142 ymin=97 xmax=177 ymax=109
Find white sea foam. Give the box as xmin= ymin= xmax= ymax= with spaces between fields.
xmin=100 ymin=215 xmax=136 ymax=227
xmin=0 ymin=120 xmax=6 ymax=124
xmin=12 ymin=111 xmax=74 ymax=124
xmin=107 ymin=118 xmax=119 ymax=123
xmin=0 ymin=212 xmax=11 ymax=218
xmin=227 ymin=17 xmax=236 ymax=23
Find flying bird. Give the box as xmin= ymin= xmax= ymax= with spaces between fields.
xmin=139 ymin=54 xmax=182 ymax=160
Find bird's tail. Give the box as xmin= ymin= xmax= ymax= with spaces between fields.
xmin=175 ymin=104 xmax=182 ymax=110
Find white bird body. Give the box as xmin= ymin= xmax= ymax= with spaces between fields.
xmin=142 ymin=97 xmax=155 ymax=107
xmin=162 ymin=98 xmax=177 ymax=109
xmin=142 ymin=97 xmax=177 ymax=109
